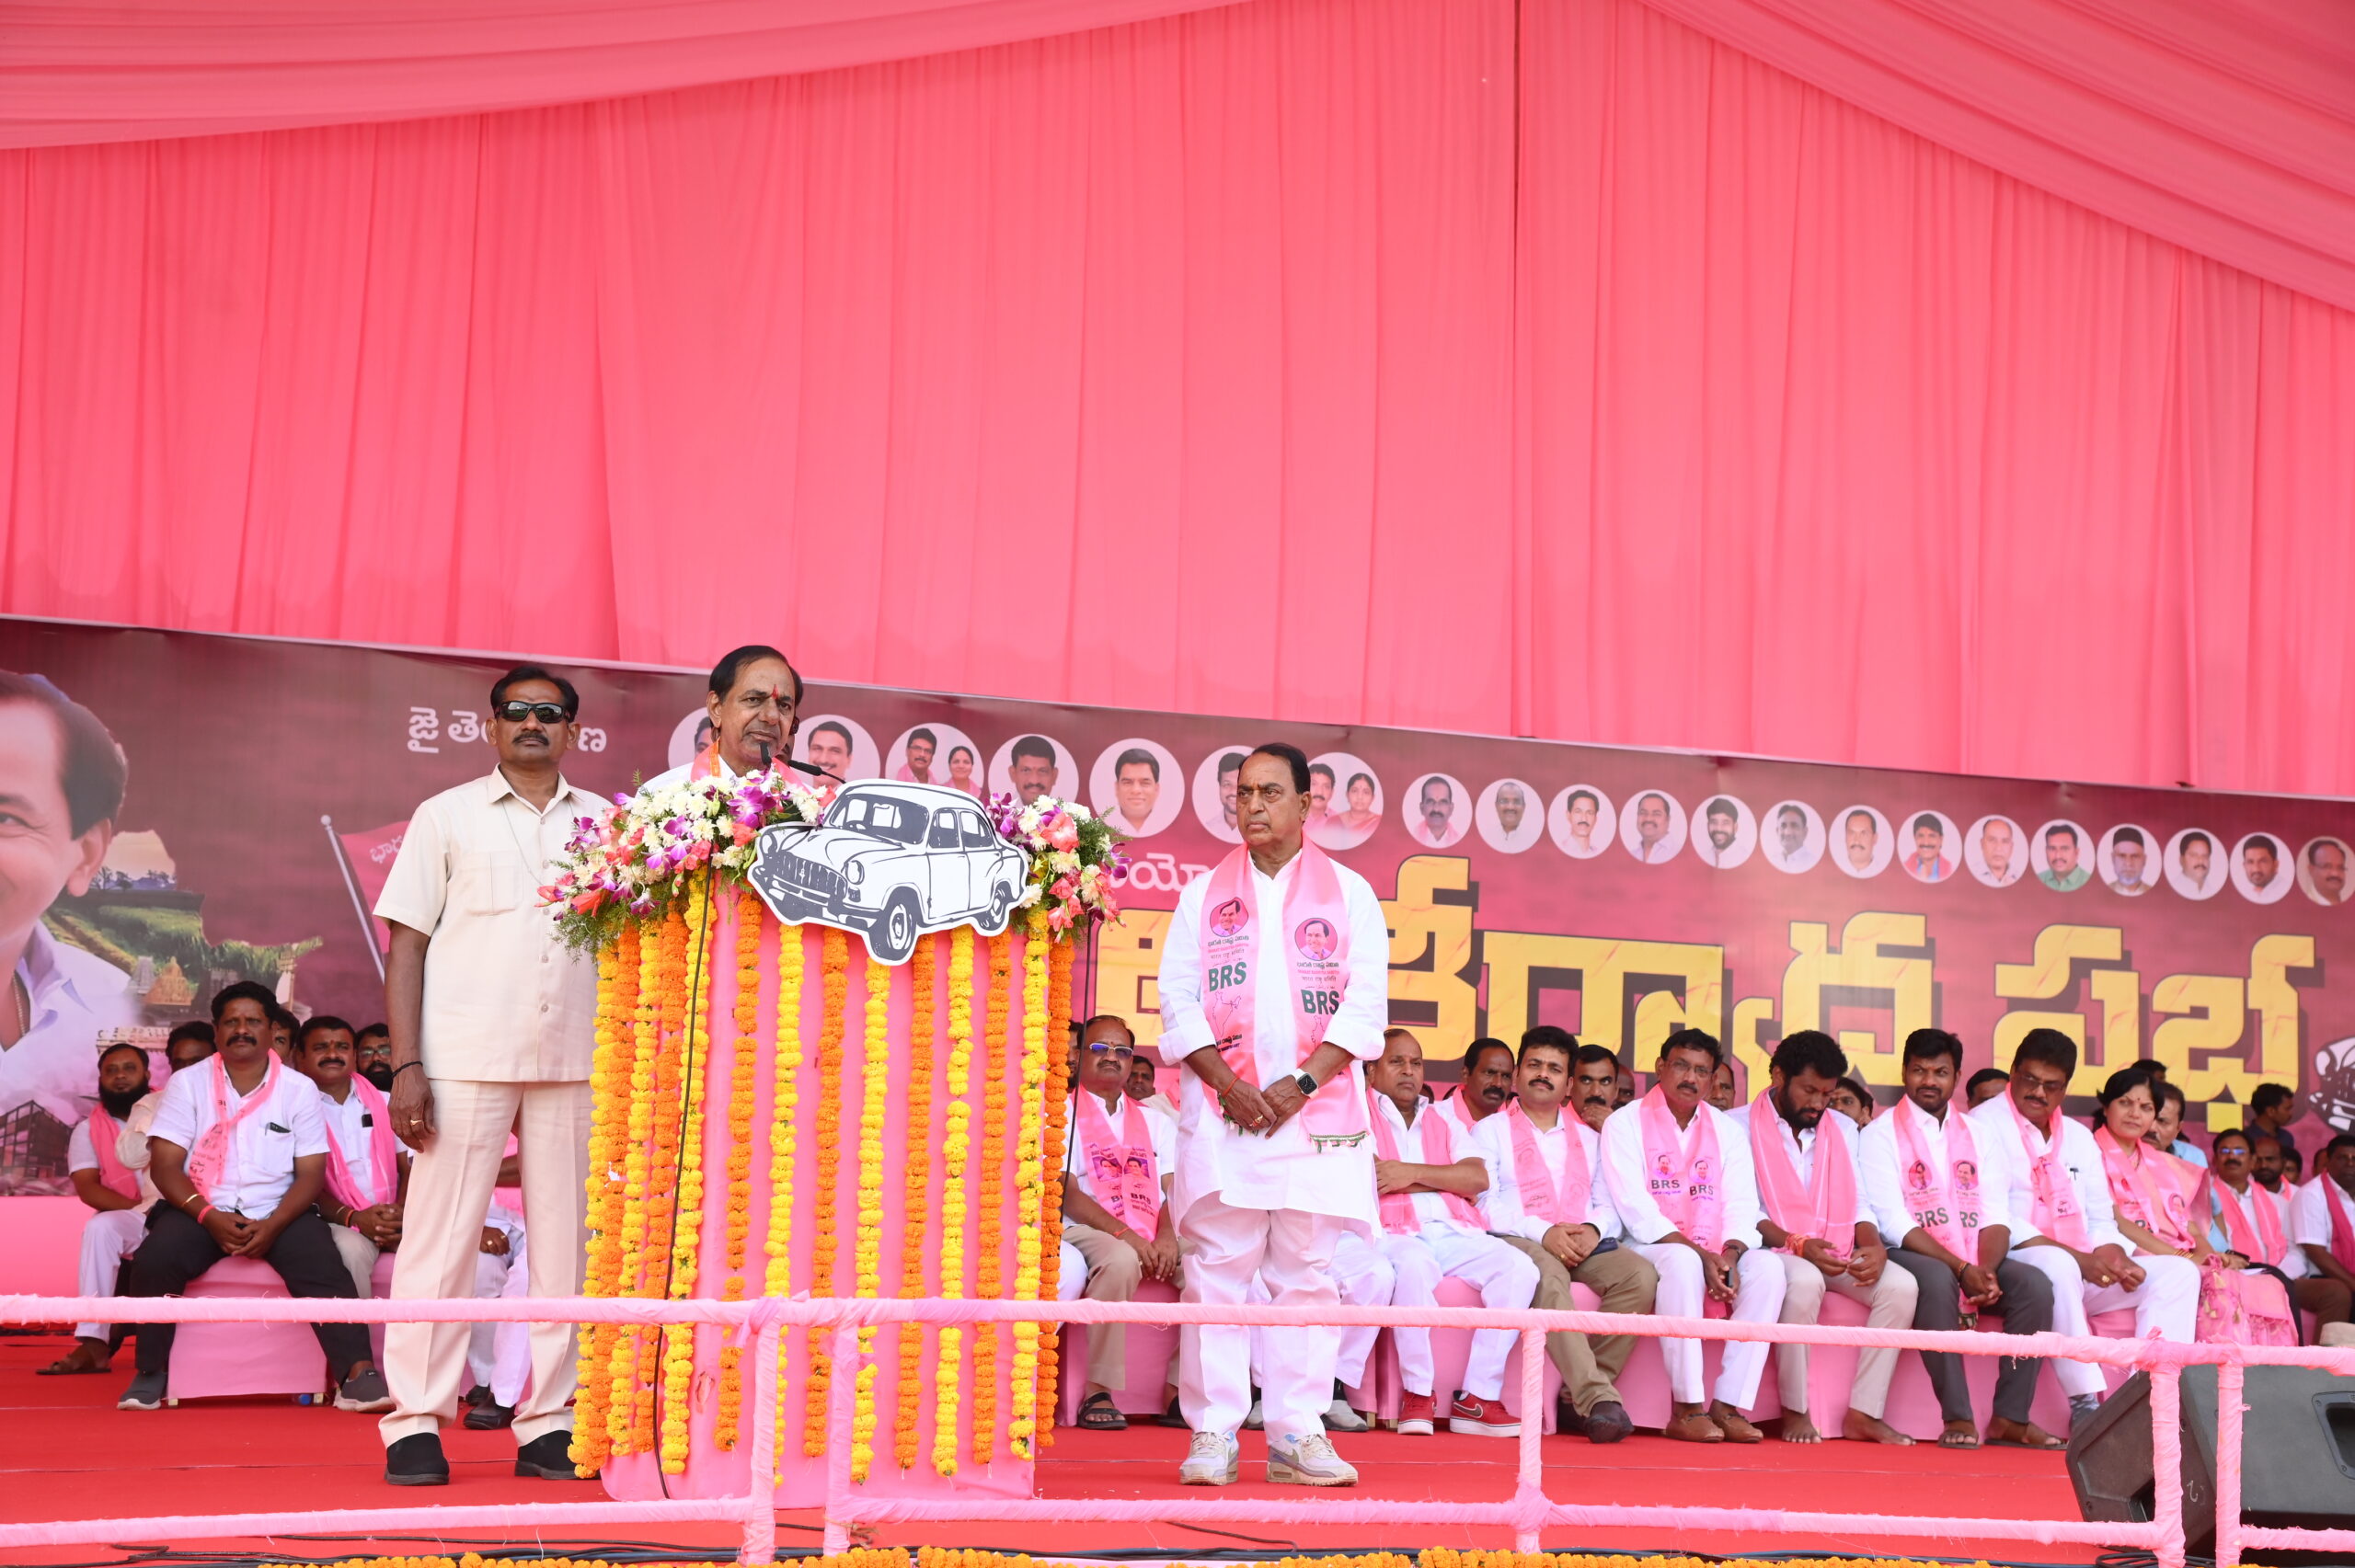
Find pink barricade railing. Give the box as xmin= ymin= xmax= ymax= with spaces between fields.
xmin=3 ymin=1292 xmax=2350 ymax=1568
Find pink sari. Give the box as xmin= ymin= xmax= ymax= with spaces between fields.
xmin=2096 ymin=1125 xmax=2292 ymax=1346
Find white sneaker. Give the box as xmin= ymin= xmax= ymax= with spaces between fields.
xmin=1267 ymin=1431 xmax=1358 ymax=1487
xmin=1178 ymin=1430 xmax=1239 ymax=1486
xmin=1323 ymin=1397 xmax=1372 ymax=1434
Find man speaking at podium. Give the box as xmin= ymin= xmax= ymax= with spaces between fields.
xmin=1155 ymin=743 xmax=1388 ymax=1490
xmin=645 ymin=645 xmax=804 ymax=790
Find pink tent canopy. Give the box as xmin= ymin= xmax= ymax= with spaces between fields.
xmin=2 ymin=0 xmax=2349 ymax=795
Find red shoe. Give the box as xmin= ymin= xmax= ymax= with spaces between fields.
xmin=1396 ymin=1392 xmax=1437 ymax=1436
xmin=1447 ymin=1391 xmax=1521 ymax=1436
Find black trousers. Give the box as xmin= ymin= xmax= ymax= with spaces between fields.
xmin=1888 ymin=1247 xmax=2053 ymax=1425
xmin=121 ymin=1206 xmax=372 ymax=1380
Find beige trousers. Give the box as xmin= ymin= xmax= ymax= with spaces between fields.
xmin=1495 ymin=1234 xmax=1659 ymax=1416
xmin=1774 ymin=1250 xmax=1919 ymax=1419
xmin=381 ymin=1077 xmax=591 ymax=1448
xmin=327 ymin=1222 xmax=382 ymax=1299
xmin=1064 ymin=1220 xmax=1185 ymax=1391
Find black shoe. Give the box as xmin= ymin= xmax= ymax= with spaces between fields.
xmin=336 ymin=1366 xmax=395 ymax=1413
xmin=465 ymin=1399 xmax=516 ymax=1430
xmin=1582 ymin=1400 xmax=1633 ymax=1444
xmin=117 ymin=1369 xmax=167 ymax=1412
xmin=1156 ymin=1395 xmax=1190 ymax=1429
xmin=462 ymin=1383 xmax=492 ymax=1408
xmin=1555 ymin=1397 xmax=1586 ymax=1437
xmin=385 ymin=1433 xmax=450 ymax=1487
xmin=515 ymin=1430 xmax=585 ymax=1479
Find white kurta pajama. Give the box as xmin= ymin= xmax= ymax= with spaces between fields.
xmin=1155 ymin=852 xmax=1388 ymax=1441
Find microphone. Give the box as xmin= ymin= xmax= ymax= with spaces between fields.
xmin=786 ymin=756 xmax=845 ymax=784
xmin=756 ymin=740 xmax=773 ymax=772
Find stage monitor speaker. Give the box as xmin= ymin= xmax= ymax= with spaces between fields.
xmin=2067 ymin=1364 xmax=2355 ymax=1562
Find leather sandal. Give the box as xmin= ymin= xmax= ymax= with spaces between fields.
xmin=1708 ymin=1408 xmax=1765 ymax=1443
xmin=1662 ymin=1411 xmax=1724 ymax=1442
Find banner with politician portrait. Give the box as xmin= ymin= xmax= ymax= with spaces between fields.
xmin=2 ymin=614 xmax=2348 ymax=1196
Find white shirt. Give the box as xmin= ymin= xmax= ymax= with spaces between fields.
xmin=642 ymin=751 xmax=743 ymax=794
xmin=1861 ymin=1100 xmax=2016 ymax=1248
xmin=373 ymin=770 xmax=604 ymax=1082
xmin=2212 ymin=1177 xmax=2309 ymax=1276
xmin=2291 ymin=1174 xmax=2354 ymax=1260
xmin=67 ymin=1111 xmax=161 ymax=1209
xmin=148 ymin=1056 xmax=328 ymax=1217
xmin=1155 ymin=848 xmax=1389 ymax=1226
xmin=314 ymin=1082 xmax=381 ymax=1195
xmin=1599 ymin=1097 xmax=1763 ymax=1250
xmin=1729 ymin=1100 xmax=1872 ymax=1235
xmin=1373 ymin=1091 xmax=1493 ymax=1234
xmin=1968 ymin=1096 xmax=2125 ymax=1250
xmin=0 ymin=923 xmax=141 ymax=1127
xmin=1478 ymin=1105 xmax=1621 ymax=1242
xmin=1063 ymin=1090 xmax=1178 ymax=1207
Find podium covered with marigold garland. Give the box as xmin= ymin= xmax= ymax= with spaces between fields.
xmin=544 ymin=773 xmax=1123 ymax=1505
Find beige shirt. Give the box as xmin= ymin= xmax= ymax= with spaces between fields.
xmin=373 ymin=769 xmax=603 ymax=1083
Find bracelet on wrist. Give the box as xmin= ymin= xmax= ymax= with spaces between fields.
xmin=391 ymin=1061 xmax=424 ymax=1079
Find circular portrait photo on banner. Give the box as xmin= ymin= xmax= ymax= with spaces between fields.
xmin=667 ymin=707 xmax=717 ymax=772
xmin=1691 ymin=795 xmax=1757 ymax=870
xmin=1309 ymin=753 xmax=1384 ymax=851
xmin=2231 ymin=831 xmax=2293 ymax=905
xmin=2162 ymin=828 xmax=2225 ymax=901
xmin=2029 ymin=818 xmax=2094 ymax=892
xmin=1088 ymin=738 xmax=1183 ymax=841
xmin=1402 ymin=773 xmax=1471 ymax=850
xmin=1548 ymin=784 xmax=1617 ymax=861
xmin=1619 ymin=789 xmax=1687 ymax=865
xmin=885 ymin=722 xmax=984 ymax=798
xmin=2097 ymin=824 xmax=2160 ymax=898
xmin=1830 ymin=805 xmax=1893 ymax=879
xmin=1191 ymin=745 xmax=1255 ymax=845
xmin=2300 ymin=836 xmax=2351 ymax=906
xmin=1965 ymin=815 xmax=2028 ymax=887
xmin=1762 ymin=800 xmax=1825 ymax=874
xmin=1476 ymin=779 xmax=1545 ymax=854
xmin=796 ymin=715 xmax=880 ymax=783
xmin=1897 ymin=810 xmax=1962 ymax=885
xmin=987 ymin=732 xmax=1077 ymax=810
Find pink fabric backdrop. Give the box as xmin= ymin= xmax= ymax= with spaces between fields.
xmin=1 ymin=0 xmax=2350 ymax=795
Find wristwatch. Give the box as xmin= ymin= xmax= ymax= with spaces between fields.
xmin=1292 ymin=1070 xmax=1319 ymax=1096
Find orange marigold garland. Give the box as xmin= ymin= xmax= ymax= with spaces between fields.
xmin=608 ymin=912 xmax=667 ymax=1454
xmin=971 ymin=931 xmax=1013 ymax=1462
xmin=1035 ymin=933 xmax=1075 ymax=1440
xmin=570 ymin=925 xmax=637 ymax=1475
xmin=805 ymin=927 xmax=851 ymax=1456
xmin=764 ymin=922 xmax=806 ymax=1480
xmin=633 ymin=901 xmax=691 ymax=1455
xmin=896 ymin=934 xmax=937 ymax=1471
xmin=849 ymin=951 xmax=891 ymax=1482
xmin=713 ymin=888 xmax=764 ymax=1451
xmin=659 ymin=879 xmax=716 ymax=1473
xmin=1008 ymin=920 xmax=1051 ymax=1459
xmin=932 ymin=926 xmax=974 ymax=1476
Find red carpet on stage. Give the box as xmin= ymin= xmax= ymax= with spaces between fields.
xmin=0 ymin=1333 xmax=2097 ymax=1565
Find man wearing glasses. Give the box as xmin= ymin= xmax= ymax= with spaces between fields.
xmin=1060 ymin=1013 xmax=1180 ymax=1430
xmin=373 ymin=666 xmax=606 ymax=1487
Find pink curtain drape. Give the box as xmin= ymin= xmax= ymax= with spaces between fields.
xmin=2 ymin=0 xmax=2350 ymax=796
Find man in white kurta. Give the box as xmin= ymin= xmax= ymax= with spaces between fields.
xmin=1156 ymin=745 xmax=1388 ymax=1488
xmin=640 ymin=646 xmax=804 ymax=792
xmin=1600 ymin=1028 xmax=1785 ymax=1443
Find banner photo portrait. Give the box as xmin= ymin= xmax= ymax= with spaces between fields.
xmin=2 ymin=615 xmax=2347 ymax=1197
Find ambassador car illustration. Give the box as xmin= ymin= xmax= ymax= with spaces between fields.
xmin=747 ymin=780 xmax=1032 ymax=964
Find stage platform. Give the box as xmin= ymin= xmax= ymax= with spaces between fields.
xmin=0 ymin=1333 xmax=2098 ymax=1566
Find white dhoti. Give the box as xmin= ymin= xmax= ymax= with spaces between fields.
xmin=1378 ymin=1228 xmax=1540 ymax=1402
xmin=1250 ymin=1230 xmax=1394 ymax=1391
xmin=1633 ymin=1242 xmax=1786 ymax=1407
xmin=1774 ymin=1253 xmax=1918 ymax=1419
xmin=75 ymin=1208 xmax=149 ymax=1341
xmin=2009 ymin=1244 xmax=2201 ymax=1397
xmin=1178 ymin=1192 xmax=1344 ymax=1440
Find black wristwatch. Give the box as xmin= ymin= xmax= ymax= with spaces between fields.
xmin=1292 ymin=1070 xmax=1319 ymax=1096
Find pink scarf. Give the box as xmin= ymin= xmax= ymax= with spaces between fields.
xmin=2096 ymin=1125 xmax=2202 ymax=1253
xmin=1440 ymin=1091 xmax=1485 ymax=1136
xmin=320 ymin=1077 xmax=399 ymax=1212
xmin=1503 ymin=1104 xmax=1591 ymax=1228
xmin=2324 ymin=1177 xmax=2355 ymax=1276
xmin=184 ymin=1056 xmax=282 ymax=1208
xmin=2213 ymin=1176 xmax=2288 ymax=1267
xmin=1636 ymin=1087 xmax=1725 ymax=1251
xmin=1748 ymin=1090 xmax=1858 ymax=1259
xmin=1891 ymin=1094 xmax=1982 ymax=1265
xmin=1367 ymin=1088 xmax=1484 ymax=1232
xmin=2003 ymin=1094 xmax=2091 ymax=1249
xmin=1074 ymin=1089 xmax=1160 ymax=1236
xmin=1199 ymin=842 xmax=1364 ymax=1143
xmin=86 ymin=1106 xmax=139 ymax=1202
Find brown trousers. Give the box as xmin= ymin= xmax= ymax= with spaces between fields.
xmin=1494 ymin=1233 xmax=1658 ymax=1416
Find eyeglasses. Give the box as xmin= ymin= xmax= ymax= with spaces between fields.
xmin=497 ymin=702 xmax=572 ymax=724
xmin=1088 ymin=1043 xmax=1135 ymax=1059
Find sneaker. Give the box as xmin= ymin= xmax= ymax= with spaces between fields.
xmin=117 ymin=1370 xmax=167 ymax=1412
xmin=1323 ymin=1397 xmax=1373 ymax=1434
xmin=1178 ymin=1430 xmax=1240 ymax=1486
xmin=336 ymin=1367 xmax=395 ymax=1413
xmin=1266 ymin=1430 xmax=1358 ymax=1487
xmin=1582 ymin=1400 xmax=1632 ymax=1444
xmin=1243 ymin=1395 xmax=1264 ymax=1431
xmin=1447 ymin=1391 xmax=1520 ymax=1436
xmin=465 ymin=1398 xmax=516 ymax=1430
xmin=1396 ymin=1391 xmax=1437 ymax=1436
xmin=516 ymin=1430 xmax=586 ymax=1479
xmin=384 ymin=1433 xmax=450 ymax=1487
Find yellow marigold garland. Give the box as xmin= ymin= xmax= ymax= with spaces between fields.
xmin=570 ymin=925 xmax=638 ymax=1475
xmin=932 ymin=926 xmax=974 ymax=1476
xmin=806 ymin=927 xmax=851 ymax=1456
xmin=632 ymin=901 xmax=691 ymax=1456
xmin=850 ymin=950 xmax=891 ymax=1482
xmin=660 ymin=879 xmax=716 ymax=1473
xmin=607 ymin=913 xmax=667 ymax=1454
xmin=1035 ymin=934 xmax=1074 ymax=1439
xmin=971 ymin=931 xmax=1012 ymax=1462
xmin=897 ymin=933 xmax=937 ymax=1471
xmin=1008 ymin=919 xmax=1051 ymax=1459
xmin=764 ymin=921 xmax=806 ymax=1481
xmin=712 ymin=888 xmax=764 ymax=1451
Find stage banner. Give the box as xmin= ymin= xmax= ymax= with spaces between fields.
xmin=2 ymin=615 xmax=2348 ymax=1196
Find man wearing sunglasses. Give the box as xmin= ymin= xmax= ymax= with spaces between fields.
xmin=1061 ymin=1013 xmax=1180 ymax=1430
xmin=372 ymin=665 xmax=605 ymax=1488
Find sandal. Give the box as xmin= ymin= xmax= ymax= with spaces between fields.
xmin=1076 ymin=1391 xmax=1129 ymax=1431
xmin=37 ymin=1343 xmax=110 ymax=1376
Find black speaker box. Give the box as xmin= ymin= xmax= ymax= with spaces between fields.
xmin=2067 ymin=1365 xmax=2355 ymax=1563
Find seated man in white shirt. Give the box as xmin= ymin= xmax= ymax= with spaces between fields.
xmin=2292 ymin=1133 xmax=2355 ymax=1312
xmin=1729 ymin=1029 xmax=1916 ymax=1445
xmin=115 ymin=983 xmax=390 ymax=1413
xmin=293 ymin=1015 xmax=406 ymax=1298
xmin=1970 ymin=1027 xmax=2198 ymax=1432
xmin=1600 ymin=1026 xmax=1786 ymax=1445
xmin=1060 ymin=1014 xmax=1181 ymax=1432
xmin=2211 ymin=1127 xmax=2349 ymax=1336
xmin=1476 ymin=1028 xmax=1655 ymax=1444
xmin=40 ymin=1042 xmax=163 ymax=1377
xmin=1364 ymin=1027 xmax=1536 ymax=1437
xmin=462 ymin=1198 xmax=532 ymax=1428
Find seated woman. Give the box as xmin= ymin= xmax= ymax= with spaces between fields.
xmin=2093 ymin=1067 xmax=2292 ymax=1345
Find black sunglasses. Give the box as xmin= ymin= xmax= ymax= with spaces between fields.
xmin=497 ymin=701 xmax=572 ymax=724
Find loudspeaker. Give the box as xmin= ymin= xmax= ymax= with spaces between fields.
xmin=2067 ymin=1365 xmax=2355 ymax=1562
